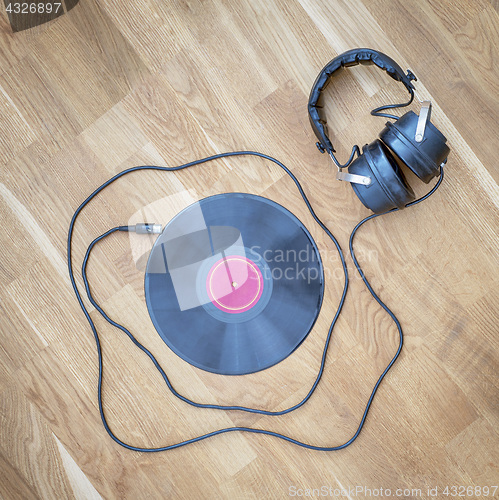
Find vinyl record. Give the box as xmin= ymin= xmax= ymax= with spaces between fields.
xmin=144 ymin=193 xmax=324 ymax=375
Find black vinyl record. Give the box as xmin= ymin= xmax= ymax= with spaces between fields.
xmin=144 ymin=193 xmax=324 ymax=375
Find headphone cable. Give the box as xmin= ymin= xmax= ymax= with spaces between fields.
xmin=68 ymin=151 xmax=444 ymax=452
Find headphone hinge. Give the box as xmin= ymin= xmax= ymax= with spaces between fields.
xmin=336 ymin=170 xmax=372 ymax=186
xmin=329 ymin=152 xmax=372 ymax=186
xmin=415 ymin=101 xmax=432 ymax=142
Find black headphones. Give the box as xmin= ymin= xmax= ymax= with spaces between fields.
xmin=308 ymin=48 xmax=450 ymax=213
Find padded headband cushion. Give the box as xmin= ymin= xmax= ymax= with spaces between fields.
xmin=308 ymin=48 xmax=416 ymax=153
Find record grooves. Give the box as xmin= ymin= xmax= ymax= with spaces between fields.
xmin=144 ymin=193 xmax=324 ymax=375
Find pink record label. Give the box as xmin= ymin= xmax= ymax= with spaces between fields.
xmin=206 ymin=255 xmax=264 ymax=313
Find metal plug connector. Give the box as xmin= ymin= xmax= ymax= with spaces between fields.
xmin=129 ymin=223 xmax=162 ymax=234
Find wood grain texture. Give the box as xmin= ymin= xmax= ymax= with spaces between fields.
xmin=0 ymin=0 xmax=498 ymax=498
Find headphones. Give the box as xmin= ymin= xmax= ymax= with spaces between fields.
xmin=308 ymin=48 xmax=450 ymax=213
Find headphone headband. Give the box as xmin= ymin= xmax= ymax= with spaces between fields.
xmin=308 ymin=48 xmax=417 ymax=154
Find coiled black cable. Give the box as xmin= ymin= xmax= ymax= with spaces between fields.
xmin=68 ymin=151 xmax=443 ymax=452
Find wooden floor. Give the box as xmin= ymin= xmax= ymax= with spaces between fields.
xmin=1 ymin=0 xmax=498 ymax=498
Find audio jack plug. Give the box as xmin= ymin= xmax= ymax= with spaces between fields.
xmin=120 ymin=223 xmax=162 ymax=234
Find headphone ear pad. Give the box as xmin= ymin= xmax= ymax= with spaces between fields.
xmin=348 ymin=140 xmax=415 ymax=213
xmin=379 ymin=111 xmax=450 ymax=183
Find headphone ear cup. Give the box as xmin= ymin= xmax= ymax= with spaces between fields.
xmin=348 ymin=140 xmax=415 ymax=213
xmin=379 ymin=111 xmax=450 ymax=183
